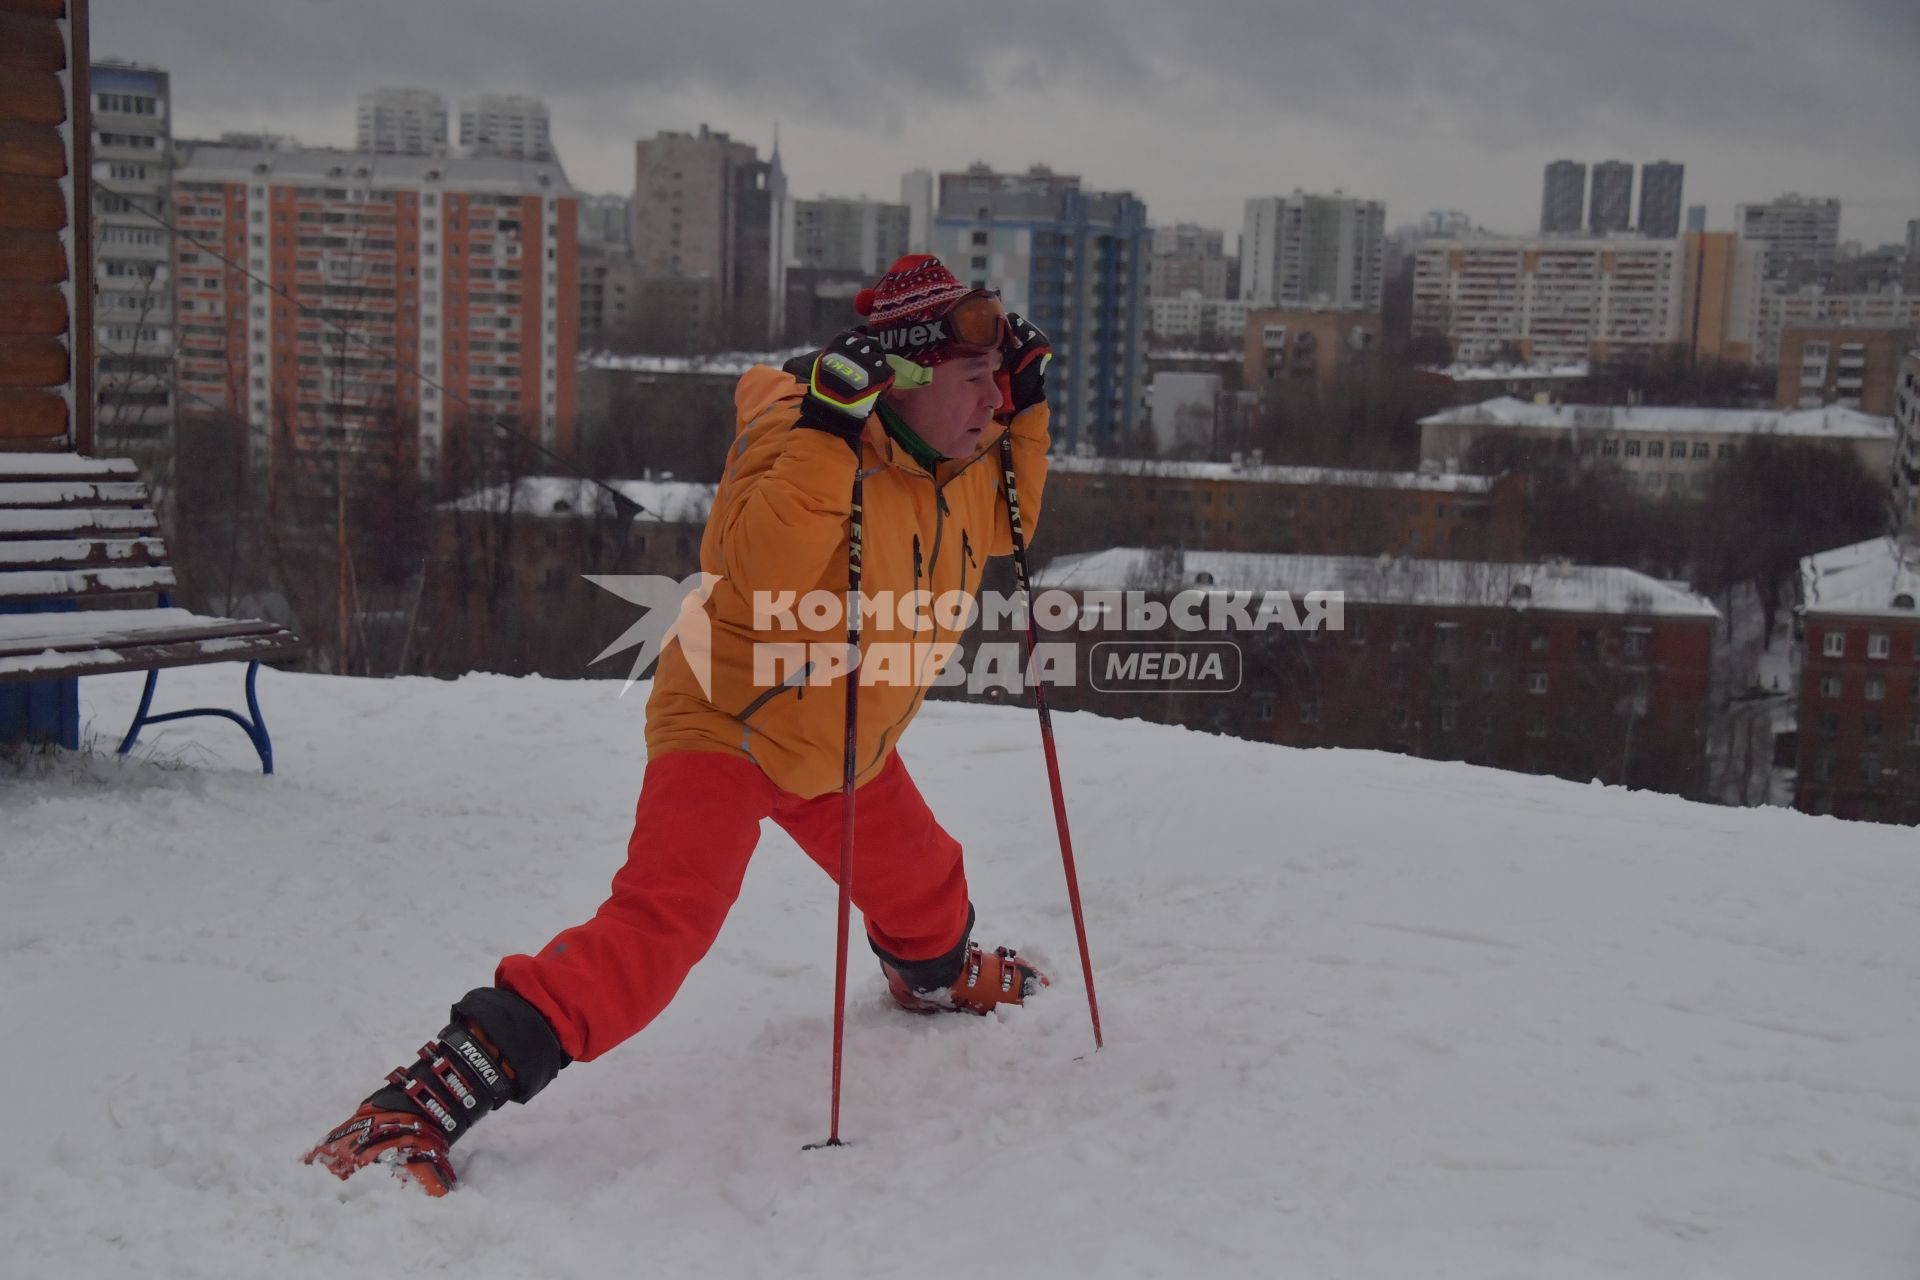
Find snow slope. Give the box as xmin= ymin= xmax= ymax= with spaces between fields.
xmin=3 ymin=668 xmax=1916 ymax=1278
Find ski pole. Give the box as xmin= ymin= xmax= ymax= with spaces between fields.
xmin=808 ymin=467 xmax=864 ymax=1150
xmin=997 ymin=432 xmax=1103 ymax=1050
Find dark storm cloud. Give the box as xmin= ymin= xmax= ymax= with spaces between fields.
xmin=96 ymin=0 xmax=1918 ymax=236
xmin=102 ymin=0 xmax=1915 ymax=135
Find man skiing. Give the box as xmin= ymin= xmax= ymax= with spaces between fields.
xmin=306 ymin=254 xmax=1054 ymax=1195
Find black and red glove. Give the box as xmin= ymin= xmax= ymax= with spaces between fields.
xmin=786 ymin=329 xmax=895 ymax=448
xmin=998 ymin=312 xmax=1051 ymax=416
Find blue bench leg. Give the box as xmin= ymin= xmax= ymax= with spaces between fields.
xmin=116 ymin=661 xmax=277 ymax=774
xmin=116 ymin=669 xmax=160 ymax=756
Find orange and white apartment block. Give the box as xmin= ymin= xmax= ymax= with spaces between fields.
xmin=169 ymin=144 xmax=577 ymax=478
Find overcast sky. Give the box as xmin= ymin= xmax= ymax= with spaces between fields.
xmin=99 ymin=0 xmax=1919 ymax=247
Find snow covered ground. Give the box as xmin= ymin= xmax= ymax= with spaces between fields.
xmin=3 ymin=667 xmax=1916 ymax=1278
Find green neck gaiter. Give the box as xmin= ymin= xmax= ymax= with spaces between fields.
xmin=878 ymin=401 xmax=946 ymax=471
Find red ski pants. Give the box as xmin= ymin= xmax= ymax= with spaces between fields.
xmin=496 ymin=749 xmax=970 ymax=1062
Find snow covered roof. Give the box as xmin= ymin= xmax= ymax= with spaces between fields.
xmin=440 ymin=476 xmax=714 ymax=523
xmin=583 ymin=349 xmax=811 ymax=377
xmin=1422 ymin=397 xmax=1895 ymax=441
xmin=1036 ymin=548 xmax=1720 ymax=619
xmin=1422 ymin=361 xmax=1592 ymax=382
xmin=1050 ymin=456 xmax=1498 ymax=494
xmin=1799 ymin=536 xmax=1920 ymax=619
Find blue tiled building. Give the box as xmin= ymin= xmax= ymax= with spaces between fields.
xmin=931 ymin=164 xmax=1149 ymax=452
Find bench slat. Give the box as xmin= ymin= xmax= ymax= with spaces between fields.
xmin=0 ymin=536 xmax=168 ymax=567
xmin=0 ymin=480 xmax=150 ymax=507
xmin=0 ymin=616 xmax=288 ymax=660
xmin=0 ymin=631 xmax=308 ymax=684
xmin=0 ymin=565 xmax=177 ymax=600
xmin=0 ymin=454 xmax=140 ymax=479
xmin=0 ymin=507 xmax=161 ymax=536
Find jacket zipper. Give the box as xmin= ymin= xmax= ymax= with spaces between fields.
xmin=734 ymin=658 xmax=815 ymax=723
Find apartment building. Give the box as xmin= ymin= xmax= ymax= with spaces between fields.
xmin=1539 ymin=161 xmax=1586 ymax=234
xmin=930 ymin=163 xmax=1150 ymax=450
xmin=1638 ymin=162 xmax=1685 ymax=238
xmin=1241 ymin=191 xmax=1385 ymax=311
xmin=1737 ymin=194 xmax=1841 ymax=279
xmin=355 ymin=88 xmax=448 ymax=157
xmin=170 ymin=144 xmax=577 ymax=482
xmin=1795 ymin=536 xmax=1920 ymax=823
xmin=1242 ymin=306 xmax=1383 ymax=394
xmin=1776 ymin=325 xmax=1914 ymax=414
xmin=632 ymin=125 xmax=786 ymax=348
xmin=1411 ymin=235 xmax=1688 ymax=364
xmin=90 ymin=60 xmax=176 ymax=454
xmin=459 ymin=94 xmax=554 ymax=162
xmin=1890 ymin=345 xmax=1920 ymax=528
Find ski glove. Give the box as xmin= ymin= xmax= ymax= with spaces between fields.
xmin=1000 ymin=312 xmax=1052 ymax=414
xmin=791 ymin=329 xmax=895 ymax=448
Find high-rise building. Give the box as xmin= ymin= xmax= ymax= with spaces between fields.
xmin=90 ymin=61 xmax=176 ymax=455
xmin=1686 ymin=205 xmax=1709 ymax=234
xmin=1540 ymin=160 xmax=1587 ymax=233
xmin=1589 ymin=161 xmax=1634 ymax=235
xmin=1150 ymin=222 xmax=1230 ymax=299
xmin=1421 ymin=210 xmax=1475 ymax=238
xmin=1638 ymin=162 xmax=1684 ymax=238
xmin=355 ymin=88 xmax=448 ymax=157
xmin=1411 ymin=235 xmax=1689 ymax=364
xmin=459 ymin=94 xmax=554 ymax=162
xmin=1239 ymin=191 xmax=1386 ymax=311
xmin=170 ymin=145 xmax=578 ymax=480
xmin=632 ymin=125 xmax=786 ymax=349
xmin=1892 ymin=344 xmax=1920 ymax=528
xmin=1679 ymin=232 xmax=1766 ymax=364
xmin=1737 ymin=194 xmax=1842 ymax=279
xmin=930 ymin=163 xmax=1150 ymax=450
xmin=785 ymin=197 xmax=910 ymax=343
xmin=1153 ymin=223 xmax=1226 ymax=258
xmin=789 ymin=197 xmax=909 ymax=275
xmin=577 ymin=240 xmax=638 ymax=352
xmin=578 ymin=194 xmax=636 ymax=351
xmin=1907 ymin=219 xmax=1919 ymax=261
xmin=900 ymin=169 xmax=934 ymax=251
xmin=578 ymin=193 xmax=631 ymax=247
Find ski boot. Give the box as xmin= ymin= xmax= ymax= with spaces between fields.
xmin=304 ymin=987 xmax=568 ymax=1196
xmin=877 ymin=914 xmax=1049 ymax=1015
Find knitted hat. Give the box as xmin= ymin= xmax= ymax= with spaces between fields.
xmin=854 ymin=253 xmax=976 ymax=366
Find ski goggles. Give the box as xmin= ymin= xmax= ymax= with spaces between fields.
xmin=872 ymin=290 xmax=1008 ymax=365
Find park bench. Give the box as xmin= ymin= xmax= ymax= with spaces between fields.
xmin=0 ymin=452 xmax=307 ymax=772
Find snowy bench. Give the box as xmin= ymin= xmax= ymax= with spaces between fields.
xmin=0 ymin=453 xmax=307 ymax=772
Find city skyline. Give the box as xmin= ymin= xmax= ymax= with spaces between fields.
xmin=96 ymin=0 xmax=1917 ymax=248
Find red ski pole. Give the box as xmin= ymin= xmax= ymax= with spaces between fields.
xmin=808 ymin=468 xmax=864 ymax=1150
xmin=998 ymin=432 xmax=1103 ymax=1050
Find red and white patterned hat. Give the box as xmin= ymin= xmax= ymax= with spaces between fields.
xmin=854 ymin=253 xmax=975 ymax=366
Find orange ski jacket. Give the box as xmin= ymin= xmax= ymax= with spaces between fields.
xmin=644 ymin=365 xmax=1051 ymax=798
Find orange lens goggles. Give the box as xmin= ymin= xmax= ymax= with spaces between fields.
xmin=943 ymin=290 xmax=1008 ymax=350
